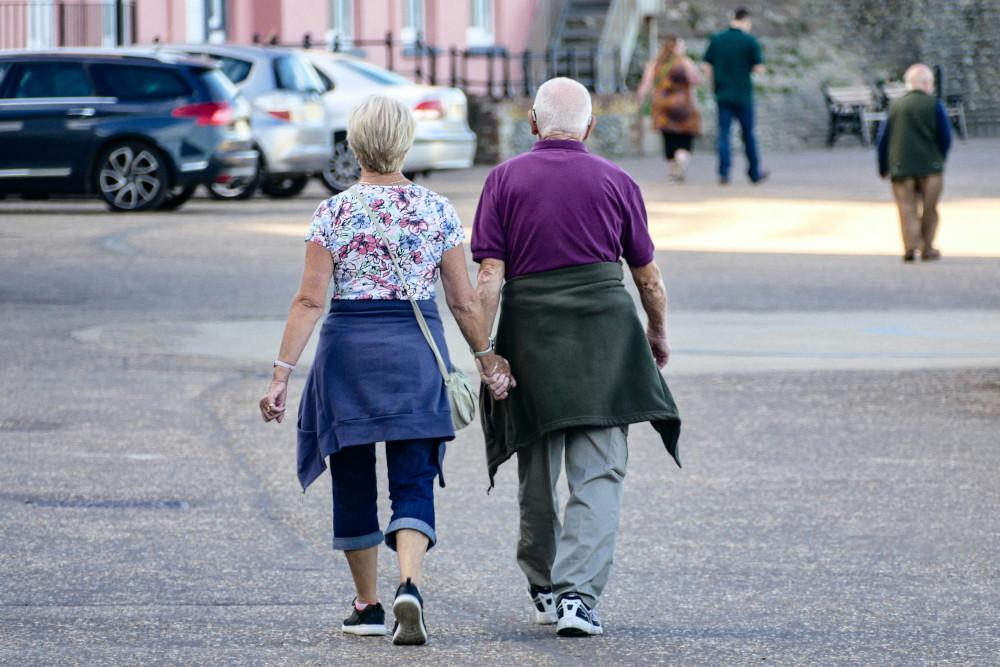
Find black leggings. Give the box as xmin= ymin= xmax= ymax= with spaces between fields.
xmin=661 ymin=131 xmax=694 ymax=160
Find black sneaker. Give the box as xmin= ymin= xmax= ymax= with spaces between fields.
xmin=341 ymin=599 xmax=387 ymax=636
xmin=392 ymin=578 xmax=428 ymax=645
xmin=556 ymin=595 xmax=603 ymax=637
xmin=529 ymin=584 xmax=557 ymax=625
xmin=903 ymin=251 xmax=916 ymax=263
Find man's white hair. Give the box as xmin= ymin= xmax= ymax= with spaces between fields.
xmin=904 ymin=63 xmax=935 ymax=93
xmin=532 ymin=77 xmax=593 ymax=138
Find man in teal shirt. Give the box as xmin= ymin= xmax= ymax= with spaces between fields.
xmin=703 ymin=7 xmax=767 ymax=184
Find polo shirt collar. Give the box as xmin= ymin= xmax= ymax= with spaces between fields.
xmin=532 ymin=139 xmax=588 ymax=152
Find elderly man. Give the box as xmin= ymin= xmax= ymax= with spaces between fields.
xmin=877 ymin=64 xmax=952 ymax=262
xmin=472 ymin=77 xmax=681 ymax=637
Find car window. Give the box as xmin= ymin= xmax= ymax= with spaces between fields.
xmin=6 ymin=62 xmax=92 ymax=98
xmin=333 ymin=59 xmax=408 ymax=86
xmin=215 ymin=56 xmax=252 ymax=84
xmin=274 ymin=55 xmax=324 ymax=93
xmin=198 ymin=68 xmax=239 ymax=101
xmin=0 ymin=62 xmax=10 ymax=90
xmin=91 ymin=64 xmax=192 ymax=101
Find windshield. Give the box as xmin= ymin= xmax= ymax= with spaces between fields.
xmin=198 ymin=68 xmax=239 ymax=101
xmin=333 ymin=59 xmax=408 ymax=86
xmin=274 ymin=55 xmax=324 ymax=93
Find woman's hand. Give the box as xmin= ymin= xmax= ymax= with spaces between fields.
xmin=259 ymin=379 xmax=288 ymax=423
xmin=476 ymin=353 xmax=516 ymax=400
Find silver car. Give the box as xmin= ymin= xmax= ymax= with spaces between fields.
xmin=304 ymin=51 xmax=477 ymax=194
xmin=164 ymin=44 xmax=330 ymax=199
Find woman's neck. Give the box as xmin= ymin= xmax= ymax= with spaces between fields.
xmin=359 ymin=169 xmax=408 ymax=185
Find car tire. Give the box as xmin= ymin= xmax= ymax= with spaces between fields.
xmin=208 ymin=164 xmax=261 ymax=200
xmin=321 ymin=136 xmax=361 ymax=194
xmin=159 ymin=184 xmax=197 ymax=211
xmin=261 ymin=174 xmax=309 ymax=198
xmin=96 ymin=141 xmax=169 ymax=212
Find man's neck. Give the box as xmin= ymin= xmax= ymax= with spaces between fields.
xmin=539 ymin=133 xmax=583 ymax=142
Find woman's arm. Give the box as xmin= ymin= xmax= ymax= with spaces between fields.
xmin=439 ymin=246 xmax=514 ymax=398
xmin=259 ymin=242 xmax=334 ymax=422
xmin=683 ymin=57 xmax=704 ymax=86
xmin=636 ymin=60 xmax=655 ymax=102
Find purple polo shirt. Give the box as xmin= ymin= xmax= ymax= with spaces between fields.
xmin=471 ymin=139 xmax=655 ymax=278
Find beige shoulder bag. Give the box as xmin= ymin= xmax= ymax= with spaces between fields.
xmin=351 ymin=186 xmax=477 ymax=430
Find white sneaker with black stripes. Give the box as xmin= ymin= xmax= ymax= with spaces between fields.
xmin=529 ymin=584 xmax=557 ymax=625
xmin=556 ymin=595 xmax=603 ymax=637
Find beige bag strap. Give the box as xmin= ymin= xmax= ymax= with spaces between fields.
xmin=350 ymin=186 xmax=451 ymax=381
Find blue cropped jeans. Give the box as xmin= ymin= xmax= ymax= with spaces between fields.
xmin=329 ymin=439 xmax=443 ymax=552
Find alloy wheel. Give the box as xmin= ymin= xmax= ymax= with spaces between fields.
xmin=322 ymin=138 xmax=361 ymax=194
xmin=99 ymin=146 xmax=163 ymax=211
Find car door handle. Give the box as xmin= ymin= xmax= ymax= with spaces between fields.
xmin=67 ymin=107 xmax=96 ymax=117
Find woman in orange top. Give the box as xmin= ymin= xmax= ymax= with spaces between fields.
xmin=638 ymin=35 xmax=703 ymax=182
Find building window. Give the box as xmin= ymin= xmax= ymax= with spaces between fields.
xmin=401 ymin=0 xmax=424 ymax=45
xmin=468 ymin=0 xmax=494 ymax=48
xmin=328 ymin=0 xmax=354 ymax=48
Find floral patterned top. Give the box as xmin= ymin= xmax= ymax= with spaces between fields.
xmin=306 ymin=183 xmax=465 ymax=300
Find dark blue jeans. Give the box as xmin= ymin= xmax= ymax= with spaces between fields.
xmin=717 ymin=101 xmax=762 ymax=181
xmin=329 ymin=439 xmax=442 ymax=552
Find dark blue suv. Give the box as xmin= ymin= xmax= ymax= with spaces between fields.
xmin=0 ymin=49 xmax=257 ymax=211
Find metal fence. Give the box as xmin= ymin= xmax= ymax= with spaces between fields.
xmin=258 ymin=31 xmax=627 ymax=99
xmin=0 ymin=0 xmax=136 ymax=50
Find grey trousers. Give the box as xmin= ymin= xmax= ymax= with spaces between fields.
xmin=516 ymin=425 xmax=628 ymax=609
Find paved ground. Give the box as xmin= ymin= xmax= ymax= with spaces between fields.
xmin=1 ymin=140 xmax=999 ymax=666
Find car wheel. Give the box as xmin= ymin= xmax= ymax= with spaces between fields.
xmin=208 ymin=165 xmax=261 ymax=200
xmin=261 ymin=174 xmax=309 ymax=198
xmin=322 ymin=136 xmax=361 ymax=194
xmin=159 ymin=184 xmax=197 ymax=211
xmin=96 ymin=141 xmax=169 ymax=212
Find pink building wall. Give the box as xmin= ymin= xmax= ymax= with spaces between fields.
xmin=133 ymin=0 xmax=539 ymax=50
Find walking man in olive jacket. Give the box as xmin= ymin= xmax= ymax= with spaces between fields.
xmin=877 ymin=63 xmax=953 ymax=262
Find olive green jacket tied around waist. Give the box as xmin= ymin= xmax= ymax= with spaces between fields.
xmin=480 ymin=262 xmax=681 ymax=487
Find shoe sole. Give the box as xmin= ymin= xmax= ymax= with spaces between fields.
xmin=556 ymin=617 xmax=603 ymax=637
xmin=341 ymin=623 xmax=387 ymax=636
xmin=392 ymin=594 xmax=428 ymax=645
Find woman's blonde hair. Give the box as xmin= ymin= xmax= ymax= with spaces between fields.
xmin=347 ymin=95 xmax=416 ymax=174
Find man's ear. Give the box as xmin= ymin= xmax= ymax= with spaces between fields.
xmin=582 ymin=115 xmax=596 ymax=141
xmin=529 ymin=109 xmax=539 ymax=136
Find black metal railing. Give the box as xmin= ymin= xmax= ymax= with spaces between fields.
xmin=256 ymin=31 xmax=627 ymax=98
xmin=0 ymin=0 xmax=136 ymax=49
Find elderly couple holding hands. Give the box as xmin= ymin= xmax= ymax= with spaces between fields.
xmin=258 ymin=77 xmax=680 ymax=644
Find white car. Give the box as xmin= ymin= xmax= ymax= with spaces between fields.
xmin=304 ymin=51 xmax=477 ymax=194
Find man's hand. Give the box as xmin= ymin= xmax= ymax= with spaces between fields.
xmin=646 ymin=329 xmax=671 ymax=368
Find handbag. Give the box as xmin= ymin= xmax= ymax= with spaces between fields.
xmin=351 ymin=186 xmax=477 ymax=430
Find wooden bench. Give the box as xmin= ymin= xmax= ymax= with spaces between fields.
xmin=823 ymin=85 xmax=878 ymax=146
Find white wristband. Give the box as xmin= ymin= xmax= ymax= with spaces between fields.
xmin=273 ymin=359 xmax=296 ymax=371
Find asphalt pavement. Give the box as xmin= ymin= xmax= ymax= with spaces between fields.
xmin=1 ymin=141 xmax=999 ymax=666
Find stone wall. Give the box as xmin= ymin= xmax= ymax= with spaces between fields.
xmin=466 ymin=0 xmax=1000 ymax=162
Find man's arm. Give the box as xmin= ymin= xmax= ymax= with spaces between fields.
xmin=935 ymin=100 xmax=953 ymax=158
xmin=476 ymin=258 xmax=505 ymax=336
xmin=876 ymin=118 xmax=891 ymax=178
xmin=629 ymin=261 xmax=670 ymax=368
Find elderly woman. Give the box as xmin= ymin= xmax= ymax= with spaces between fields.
xmin=637 ymin=35 xmax=703 ymax=182
xmin=258 ymin=95 xmax=511 ymax=646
